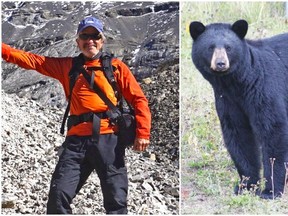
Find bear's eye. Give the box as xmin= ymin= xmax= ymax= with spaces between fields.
xmin=208 ymin=45 xmax=215 ymax=52
xmin=225 ymin=45 xmax=231 ymax=52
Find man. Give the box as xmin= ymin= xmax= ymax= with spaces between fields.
xmin=2 ymin=16 xmax=151 ymax=214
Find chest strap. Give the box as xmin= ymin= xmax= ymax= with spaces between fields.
xmin=67 ymin=112 xmax=108 ymax=142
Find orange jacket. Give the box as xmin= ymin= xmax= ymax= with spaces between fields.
xmin=2 ymin=43 xmax=151 ymax=139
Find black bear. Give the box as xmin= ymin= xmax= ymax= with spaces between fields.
xmin=189 ymin=19 xmax=288 ymax=199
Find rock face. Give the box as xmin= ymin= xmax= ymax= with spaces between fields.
xmin=1 ymin=1 xmax=179 ymax=214
xmin=2 ymin=1 xmax=179 ymax=107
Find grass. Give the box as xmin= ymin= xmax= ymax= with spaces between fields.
xmin=180 ymin=1 xmax=288 ymax=214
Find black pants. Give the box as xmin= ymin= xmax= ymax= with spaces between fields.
xmin=47 ymin=134 xmax=128 ymax=214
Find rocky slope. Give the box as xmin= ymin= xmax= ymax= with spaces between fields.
xmin=1 ymin=1 xmax=179 ymax=214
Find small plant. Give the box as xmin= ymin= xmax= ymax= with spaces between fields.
xmin=284 ymin=162 xmax=288 ymax=194
xmin=270 ymin=157 xmax=276 ymax=200
xmin=238 ymin=176 xmax=250 ymax=194
xmin=226 ymin=192 xmax=257 ymax=208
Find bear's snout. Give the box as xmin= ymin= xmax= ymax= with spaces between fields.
xmin=210 ymin=48 xmax=230 ymax=73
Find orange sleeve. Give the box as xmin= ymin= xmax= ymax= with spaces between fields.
xmin=2 ymin=43 xmax=11 ymax=60
xmin=115 ymin=59 xmax=151 ymax=139
xmin=2 ymin=43 xmax=72 ymax=96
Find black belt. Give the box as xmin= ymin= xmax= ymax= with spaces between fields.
xmin=67 ymin=112 xmax=108 ymax=143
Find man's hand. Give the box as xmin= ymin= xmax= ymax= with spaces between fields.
xmin=133 ymin=138 xmax=150 ymax=152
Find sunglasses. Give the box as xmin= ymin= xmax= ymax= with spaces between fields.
xmin=78 ymin=33 xmax=102 ymax=40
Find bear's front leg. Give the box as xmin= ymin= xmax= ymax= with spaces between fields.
xmin=215 ymin=96 xmax=261 ymax=195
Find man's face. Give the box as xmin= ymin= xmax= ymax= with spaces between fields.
xmin=76 ymin=26 xmax=104 ymax=58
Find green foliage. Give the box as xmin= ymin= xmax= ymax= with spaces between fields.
xmin=181 ymin=1 xmax=288 ymax=214
xmin=226 ymin=193 xmax=259 ymax=208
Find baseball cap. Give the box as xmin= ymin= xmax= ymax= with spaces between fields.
xmin=77 ymin=17 xmax=104 ymax=34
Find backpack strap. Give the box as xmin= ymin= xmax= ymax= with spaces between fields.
xmin=100 ymin=52 xmax=135 ymax=113
xmin=100 ymin=52 xmax=120 ymax=100
xmin=60 ymin=53 xmax=84 ymax=135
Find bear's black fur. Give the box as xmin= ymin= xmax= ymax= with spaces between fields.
xmin=189 ymin=19 xmax=288 ymax=199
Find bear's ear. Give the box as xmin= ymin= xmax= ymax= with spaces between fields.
xmin=232 ymin=20 xmax=248 ymax=39
xmin=189 ymin=21 xmax=205 ymax=41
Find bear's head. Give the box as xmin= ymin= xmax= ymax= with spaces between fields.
xmin=189 ymin=20 xmax=248 ymax=76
